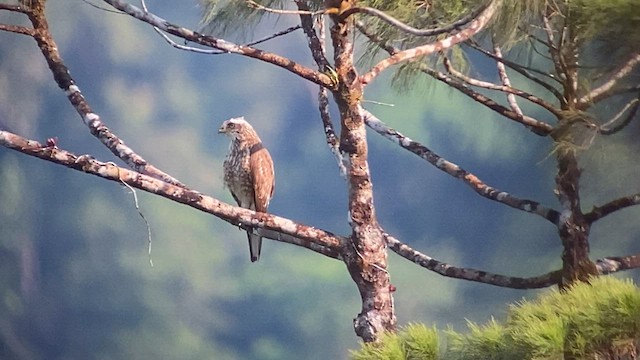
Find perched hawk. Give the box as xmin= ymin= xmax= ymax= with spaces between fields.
xmin=219 ymin=117 xmax=275 ymax=262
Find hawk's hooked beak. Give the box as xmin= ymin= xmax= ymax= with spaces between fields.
xmin=218 ymin=125 xmax=226 ymax=134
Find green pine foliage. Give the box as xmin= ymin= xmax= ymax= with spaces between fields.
xmin=351 ymin=277 xmax=640 ymax=360
xmin=351 ymin=324 xmax=439 ymax=360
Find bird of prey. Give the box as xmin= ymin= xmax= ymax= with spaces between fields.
xmin=219 ymin=117 xmax=275 ymax=262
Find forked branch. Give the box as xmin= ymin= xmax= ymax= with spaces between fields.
xmin=360 ymin=0 xmax=498 ymax=86
xmin=102 ymin=0 xmax=335 ymax=89
xmin=0 ymin=130 xmax=345 ymax=259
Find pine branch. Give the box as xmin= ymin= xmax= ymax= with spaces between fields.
xmin=0 ymin=23 xmax=35 ymax=36
xmin=466 ymin=41 xmax=564 ymax=100
xmin=578 ymin=52 xmax=640 ymax=108
xmin=360 ymin=0 xmax=498 ymax=86
xmin=384 ymin=232 xmax=561 ymax=289
xmin=101 ymin=0 xmax=335 ymax=90
xmin=339 ymin=2 xmax=489 ymax=37
xmin=493 ymin=42 xmax=524 ymax=118
xmin=0 ymin=130 xmax=345 ymax=259
xmin=356 ymin=22 xmax=554 ymax=136
xmin=20 ymin=0 xmax=186 ymax=187
xmin=584 ymin=193 xmax=640 ymax=224
xmin=442 ymin=56 xmax=562 ymax=117
xmin=296 ymin=1 xmax=345 ymax=177
xmin=598 ymin=95 xmax=640 ymax=135
xmin=362 ymin=108 xmax=560 ymax=223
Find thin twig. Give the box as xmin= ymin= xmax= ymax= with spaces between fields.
xmin=442 ymin=56 xmax=562 ymax=117
xmin=599 ymin=95 xmax=640 ymax=135
xmin=360 ymin=0 xmax=498 ymax=86
xmin=117 ymin=166 xmax=154 ymax=267
xmin=356 ymin=22 xmax=554 ymax=136
xmin=340 ymin=2 xmax=489 ymax=37
xmin=0 ymin=24 xmax=35 ymax=36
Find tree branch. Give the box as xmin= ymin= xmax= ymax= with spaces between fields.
xmin=339 ymin=2 xmax=489 ymax=37
xmin=598 ymin=95 xmax=640 ymax=135
xmin=0 ymin=130 xmax=345 ymax=259
xmin=384 ymin=232 xmax=561 ymax=289
xmin=362 ymin=109 xmax=560 ymax=224
xmin=0 ymin=24 xmax=35 ymax=36
xmin=442 ymin=56 xmax=562 ymax=118
xmin=387 ymin=232 xmax=640 ymax=288
xmin=578 ymin=52 xmax=640 ymax=108
xmin=24 ymin=3 xmax=185 ymax=187
xmin=101 ymin=0 xmax=335 ymax=90
xmin=296 ymin=1 xmax=345 ymax=177
xmin=493 ymin=42 xmax=524 ymax=118
xmin=356 ymin=22 xmax=554 ymax=136
xmin=466 ymin=40 xmax=564 ymax=100
xmin=584 ymin=193 xmax=640 ymax=224
xmin=360 ymin=0 xmax=498 ymax=86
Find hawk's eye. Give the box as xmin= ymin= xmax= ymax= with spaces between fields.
xmin=228 ymin=123 xmax=235 ymax=129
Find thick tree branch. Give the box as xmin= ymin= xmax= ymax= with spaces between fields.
xmin=0 ymin=130 xmax=345 ymax=259
xmin=578 ymin=52 xmax=640 ymax=108
xmin=362 ymin=109 xmax=560 ymax=224
xmin=102 ymin=0 xmax=335 ymax=90
xmin=584 ymin=193 xmax=640 ymax=224
xmin=360 ymin=0 xmax=498 ymax=86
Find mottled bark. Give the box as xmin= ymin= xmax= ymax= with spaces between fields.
xmin=0 ymin=130 xmax=345 ymax=259
xmin=330 ymin=13 xmax=395 ymax=341
xmin=555 ymin=149 xmax=597 ymax=288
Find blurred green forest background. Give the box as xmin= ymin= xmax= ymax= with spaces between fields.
xmin=0 ymin=1 xmax=639 ymax=359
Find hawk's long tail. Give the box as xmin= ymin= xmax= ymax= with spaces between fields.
xmin=246 ymin=228 xmax=262 ymax=262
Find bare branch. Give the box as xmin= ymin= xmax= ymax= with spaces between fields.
xmin=24 ymin=6 xmax=186 ymax=187
xmin=102 ymin=0 xmax=335 ymax=89
xmin=362 ymin=108 xmax=560 ymax=223
xmin=596 ymin=254 xmax=640 ymax=274
xmin=360 ymin=0 xmax=498 ymax=86
xmin=578 ymin=52 xmax=640 ymax=108
xmin=339 ymin=2 xmax=489 ymax=37
xmin=0 ymin=130 xmax=345 ymax=259
xmin=493 ymin=42 xmax=524 ymax=117
xmin=466 ymin=41 xmax=564 ymax=100
xmin=296 ymin=1 xmax=345 ymax=177
xmin=442 ymin=56 xmax=562 ymax=117
xmin=387 ymin=232 xmax=640 ymax=288
xmin=384 ymin=232 xmax=561 ymax=289
xmin=598 ymin=95 xmax=640 ymax=135
xmin=584 ymin=193 xmax=640 ymax=224
xmin=0 ymin=23 xmax=34 ymax=36
xmin=0 ymin=3 xmax=29 ymax=13
xmin=356 ymin=22 xmax=554 ymax=136
xmin=246 ymin=0 xmax=316 ymax=15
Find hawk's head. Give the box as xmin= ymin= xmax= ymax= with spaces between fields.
xmin=218 ymin=117 xmax=257 ymax=142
